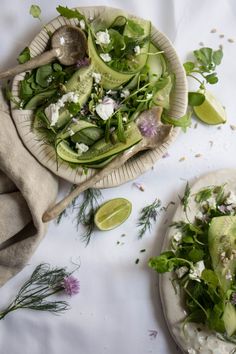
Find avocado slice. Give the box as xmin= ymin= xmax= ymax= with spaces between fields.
xmin=208 ymin=215 xmax=236 ymax=336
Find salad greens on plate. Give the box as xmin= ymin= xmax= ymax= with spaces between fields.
xmin=149 ymin=182 xmax=236 ymax=343
xmin=17 ymin=6 xmax=174 ymax=170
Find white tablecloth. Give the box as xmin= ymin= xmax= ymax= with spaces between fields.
xmin=0 ymin=1 xmax=235 ymax=353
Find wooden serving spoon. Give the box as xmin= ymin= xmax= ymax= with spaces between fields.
xmin=42 ymin=107 xmax=172 ymax=223
xmin=0 ymin=25 xmax=87 ymax=80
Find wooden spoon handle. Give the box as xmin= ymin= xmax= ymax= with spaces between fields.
xmin=42 ymin=143 xmax=144 ymax=223
xmin=0 ymin=48 xmax=60 ymax=80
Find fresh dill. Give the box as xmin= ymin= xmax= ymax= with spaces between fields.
xmin=57 ymin=187 xmax=102 ymax=246
xmin=0 ymin=264 xmax=79 ymax=320
xmin=137 ymin=198 xmax=162 ymax=239
xmin=180 ymin=182 xmax=191 ymax=213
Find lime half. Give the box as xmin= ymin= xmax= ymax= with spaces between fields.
xmin=193 ymin=90 xmax=226 ymax=125
xmin=94 ymin=198 xmax=132 ymax=231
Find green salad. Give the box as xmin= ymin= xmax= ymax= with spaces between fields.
xmin=149 ymin=183 xmax=236 ymax=342
xmin=18 ymin=6 xmax=174 ymax=169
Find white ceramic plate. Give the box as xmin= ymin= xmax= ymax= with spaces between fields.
xmin=159 ymin=169 xmax=236 ymax=354
xmin=11 ymin=6 xmax=187 ymax=187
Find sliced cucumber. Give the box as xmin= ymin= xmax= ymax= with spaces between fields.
xmin=57 ymin=120 xmax=103 ymax=144
xmin=25 ymin=89 xmax=56 ymax=109
xmin=147 ymin=43 xmax=164 ymax=83
xmin=152 ymin=75 xmax=173 ymax=109
xmin=222 ymin=302 xmax=236 ymax=337
xmin=56 ymin=122 xmax=142 ymax=164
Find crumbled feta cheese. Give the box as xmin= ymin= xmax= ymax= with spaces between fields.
xmin=225 ymin=269 xmax=233 ymax=281
xmin=188 ymin=349 xmax=196 ymax=354
xmin=120 ymin=89 xmax=130 ymax=99
xmin=69 ymin=129 xmax=75 ymax=137
xmin=134 ymin=45 xmax=141 ymax=55
xmin=79 ymin=20 xmax=86 ymax=30
xmin=106 ymin=89 xmax=117 ymax=96
xmin=45 ymin=92 xmax=79 ymax=126
xmin=122 ymin=117 xmax=128 ymax=123
xmin=206 ymin=196 xmax=216 ymax=209
xmin=146 ymin=93 xmax=153 ymax=100
xmin=226 ymin=191 xmax=236 ymax=205
xmin=95 ymin=97 xmax=116 ymax=121
xmin=60 ymin=36 xmax=65 ymax=45
xmin=173 ymin=232 xmax=182 ymax=243
xmin=75 ymin=143 xmax=89 ymax=156
xmin=175 ymin=266 xmax=189 ymax=279
xmin=189 ymin=261 xmax=205 ymax=282
xmin=100 ymin=53 xmax=112 ymax=62
xmin=92 ymin=72 xmax=101 ymax=84
xmin=95 ymin=29 xmax=110 ymax=45
xmin=195 ymin=210 xmax=204 ymax=220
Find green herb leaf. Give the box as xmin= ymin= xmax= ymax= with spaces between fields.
xmin=195 ymin=188 xmax=212 ymax=203
xmin=188 ymin=248 xmax=204 ymax=262
xmin=17 ymin=47 xmax=31 ymax=64
xmin=29 ymin=4 xmax=41 ymax=19
xmin=188 ymin=92 xmax=205 ymax=106
xmin=180 ymin=182 xmax=191 ymax=213
xmin=201 ymin=269 xmax=219 ymax=289
xmin=126 ymin=19 xmax=144 ymax=36
xmin=194 ymin=47 xmax=213 ymax=68
xmin=183 ymin=61 xmax=195 ymax=74
xmin=213 ymin=49 xmax=223 ymax=65
xmin=148 ymin=251 xmax=176 ymax=273
xmin=137 ymin=198 xmax=162 ymax=238
xmin=162 ymin=111 xmax=192 ymax=132
xmin=205 ymin=73 xmax=218 ymax=84
xmin=56 ymin=5 xmax=85 ymax=21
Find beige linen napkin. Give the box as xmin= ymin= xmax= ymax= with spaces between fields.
xmin=0 ymin=90 xmax=58 ymax=286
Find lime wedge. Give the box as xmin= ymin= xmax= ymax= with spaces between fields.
xmin=193 ymin=90 xmax=226 ymax=125
xmin=94 ymin=198 xmax=132 ymax=231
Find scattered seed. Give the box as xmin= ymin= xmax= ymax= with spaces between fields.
xmin=228 ymin=38 xmax=235 ymax=43
xmin=179 ymin=157 xmax=186 ymax=162
xmin=219 ymin=34 xmax=224 ymax=38
xmin=140 ymin=249 xmax=146 ymax=253
xmin=135 ymin=258 xmax=140 ymax=264
xmin=210 ymin=28 xmax=217 ymax=33
xmin=219 ymin=44 xmax=223 ymax=50
xmin=217 ymin=126 xmax=222 ymax=130
xmin=117 ymin=241 xmax=120 ymax=245
xmin=230 ymin=125 xmax=236 ymax=131
xmin=199 ymin=42 xmax=204 ymax=46
xmin=195 ymin=153 xmax=202 ymax=158
xmin=209 ymin=140 xmax=214 ymax=147
xmin=194 ymin=122 xmax=198 ymax=129
xmin=121 ymin=233 xmax=126 ymax=237
xmin=133 ymin=182 xmax=145 ymax=192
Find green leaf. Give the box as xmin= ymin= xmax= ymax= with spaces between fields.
xmin=201 ymin=269 xmax=219 ymax=289
xmin=53 ymin=63 xmax=63 ymax=72
xmin=162 ymin=111 xmax=192 ymax=132
xmin=183 ymin=61 xmax=195 ymax=75
xmin=19 ymin=80 xmax=33 ymax=100
xmin=207 ymin=303 xmax=225 ymax=333
xmin=17 ymin=47 xmax=31 ymax=64
xmin=126 ymin=19 xmax=144 ymax=36
xmin=108 ymin=29 xmax=125 ymax=56
xmin=35 ymin=64 xmax=53 ymax=88
xmin=205 ymin=73 xmax=218 ymax=84
xmin=67 ymin=102 xmax=81 ymax=116
xmin=148 ymin=251 xmax=175 ymax=273
xmin=29 ymin=4 xmax=41 ymax=19
xmin=180 ymin=182 xmax=191 ymax=213
xmin=195 ymin=188 xmax=212 ymax=203
xmin=213 ymin=49 xmax=223 ymax=65
xmin=188 ymin=92 xmax=205 ymax=106
xmin=194 ymin=47 xmax=213 ymax=67
xmin=56 ymin=5 xmax=85 ymax=21
xmin=188 ymin=248 xmax=204 ymax=262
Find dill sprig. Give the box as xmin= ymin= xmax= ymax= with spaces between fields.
xmin=57 ymin=187 xmax=102 ymax=246
xmin=0 ymin=264 xmax=78 ymax=320
xmin=180 ymin=182 xmax=191 ymax=213
xmin=137 ymin=199 xmax=162 ymax=239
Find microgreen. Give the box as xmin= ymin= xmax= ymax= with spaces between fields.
xmin=17 ymin=47 xmax=31 ymax=64
xmin=29 ymin=4 xmax=41 ymax=20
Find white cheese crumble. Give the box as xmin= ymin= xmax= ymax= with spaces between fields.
xmin=146 ymin=93 xmax=153 ymax=100
xmin=226 ymin=191 xmax=236 ymax=205
xmin=120 ymin=88 xmax=130 ymax=99
xmin=95 ymin=29 xmax=110 ymax=45
xmin=95 ymin=97 xmax=116 ymax=121
xmin=45 ymin=92 xmax=79 ymax=126
xmin=188 ymin=349 xmax=197 ymax=354
xmin=175 ymin=266 xmax=189 ymax=279
xmin=134 ymin=45 xmax=141 ymax=55
xmin=75 ymin=143 xmax=89 ymax=156
xmin=173 ymin=231 xmax=182 ymax=243
xmin=69 ymin=129 xmax=75 ymax=137
xmin=100 ymin=53 xmax=112 ymax=62
xmin=79 ymin=20 xmax=86 ymax=30
xmin=225 ymin=269 xmax=233 ymax=281
xmin=189 ymin=261 xmax=205 ymax=282
xmin=60 ymin=36 xmax=65 ymax=45
xmin=206 ymin=196 xmax=216 ymax=209
xmin=92 ymin=72 xmax=101 ymax=84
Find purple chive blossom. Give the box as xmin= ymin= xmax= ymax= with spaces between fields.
xmin=162 ymin=152 xmax=170 ymax=158
xmin=62 ymin=275 xmax=80 ymax=296
xmin=76 ymin=57 xmax=90 ymax=68
xmin=231 ymin=292 xmax=236 ymax=305
xmin=138 ymin=116 xmax=158 ymax=137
